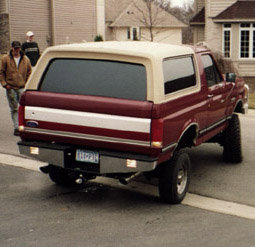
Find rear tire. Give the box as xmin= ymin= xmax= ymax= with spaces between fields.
xmin=223 ymin=114 xmax=242 ymax=163
xmin=159 ymin=150 xmax=191 ymax=204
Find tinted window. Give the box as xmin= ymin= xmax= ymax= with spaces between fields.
xmin=163 ymin=56 xmax=196 ymax=95
xmin=39 ymin=59 xmax=147 ymax=101
xmin=201 ymin=55 xmax=222 ymax=87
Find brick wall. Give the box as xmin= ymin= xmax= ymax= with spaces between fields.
xmin=0 ymin=13 xmax=9 ymax=54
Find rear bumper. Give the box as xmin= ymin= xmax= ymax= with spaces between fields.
xmin=18 ymin=141 xmax=158 ymax=174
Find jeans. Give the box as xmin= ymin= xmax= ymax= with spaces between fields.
xmin=6 ymin=88 xmax=24 ymax=130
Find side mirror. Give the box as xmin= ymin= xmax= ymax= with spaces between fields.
xmin=226 ymin=73 xmax=236 ymax=83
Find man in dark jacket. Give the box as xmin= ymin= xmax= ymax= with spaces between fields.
xmin=22 ymin=31 xmax=40 ymax=66
xmin=0 ymin=41 xmax=32 ymax=136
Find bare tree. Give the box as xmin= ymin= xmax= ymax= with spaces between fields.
xmin=157 ymin=0 xmax=195 ymax=44
xmin=132 ymin=0 xmax=161 ymax=41
xmin=132 ymin=0 xmax=185 ymax=42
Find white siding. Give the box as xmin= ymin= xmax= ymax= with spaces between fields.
xmin=9 ymin=0 xmax=50 ymax=51
xmin=193 ymin=26 xmax=205 ymax=44
xmin=0 ymin=0 xmax=7 ymax=13
xmin=237 ymin=62 xmax=255 ymax=77
xmin=113 ymin=27 xmax=183 ymax=45
xmin=53 ymin=0 xmax=97 ymax=44
xmin=143 ymin=28 xmax=182 ymax=44
xmin=208 ymin=0 xmax=236 ymax=17
xmin=96 ymin=0 xmax=105 ymax=39
xmin=205 ymin=1 xmax=222 ymax=51
xmin=195 ymin=0 xmax=205 ymax=12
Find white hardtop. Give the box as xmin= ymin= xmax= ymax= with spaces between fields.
xmin=43 ymin=41 xmax=195 ymax=60
xmin=27 ymin=41 xmax=199 ymax=104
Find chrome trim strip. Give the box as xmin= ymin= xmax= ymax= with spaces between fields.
xmin=24 ymin=127 xmax=151 ymax=147
xmin=199 ymin=117 xmax=228 ymax=135
xmin=162 ymin=123 xmax=198 ymax=153
xmin=162 ymin=143 xmax=177 ymax=152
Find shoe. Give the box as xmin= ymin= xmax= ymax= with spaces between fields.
xmin=14 ymin=129 xmax=19 ymax=136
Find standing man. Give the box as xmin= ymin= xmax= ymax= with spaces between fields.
xmin=22 ymin=31 xmax=40 ymax=67
xmin=0 ymin=41 xmax=32 ymax=136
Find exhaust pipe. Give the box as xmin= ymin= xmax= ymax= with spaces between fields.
xmin=119 ymin=172 xmax=142 ymax=185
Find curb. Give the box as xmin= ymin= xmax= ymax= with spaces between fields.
xmin=1 ymin=152 xmax=255 ymax=220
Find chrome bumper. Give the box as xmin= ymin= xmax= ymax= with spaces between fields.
xmin=18 ymin=141 xmax=158 ymax=174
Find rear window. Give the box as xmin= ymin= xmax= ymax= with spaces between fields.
xmin=39 ymin=59 xmax=147 ymax=101
xmin=163 ymin=56 xmax=196 ymax=95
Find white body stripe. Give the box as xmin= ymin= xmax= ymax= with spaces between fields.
xmin=25 ymin=106 xmax=151 ymax=133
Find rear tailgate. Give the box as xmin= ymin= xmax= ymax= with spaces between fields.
xmin=19 ymin=91 xmax=154 ymax=155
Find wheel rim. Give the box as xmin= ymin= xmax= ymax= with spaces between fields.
xmin=177 ymin=165 xmax=188 ymax=195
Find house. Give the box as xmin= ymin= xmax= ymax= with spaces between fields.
xmin=1 ymin=0 xmax=186 ymax=53
xmin=105 ymin=0 xmax=187 ymax=44
xmin=190 ymin=0 xmax=255 ymax=107
xmin=0 ymin=0 xmax=105 ymax=53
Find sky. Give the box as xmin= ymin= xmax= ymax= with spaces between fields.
xmin=170 ymin=0 xmax=194 ymax=8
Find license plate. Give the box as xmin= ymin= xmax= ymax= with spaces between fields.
xmin=75 ymin=149 xmax=99 ymax=164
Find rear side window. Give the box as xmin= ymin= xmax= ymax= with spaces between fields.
xmin=163 ymin=56 xmax=196 ymax=95
xmin=39 ymin=59 xmax=147 ymax=101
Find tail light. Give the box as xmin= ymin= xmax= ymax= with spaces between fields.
xmin=18 ymin=93 xmax=26 ymax=132
xmin=151 ymin=119 xmax=163 ymax=149
xmin=18 ymin=105 xmax=25 ymax=132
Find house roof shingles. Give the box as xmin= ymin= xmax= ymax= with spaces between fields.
xmin=213 ymin=0 xmax=255 ymax=21
xmin=190 ymin=7 xmax=205 ymax=25
xmin=105 ymin=0 xmax=133 ymax=22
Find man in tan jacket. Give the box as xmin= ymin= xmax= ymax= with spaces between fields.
xmin=0 ymin=41 xmax=32 ymax=136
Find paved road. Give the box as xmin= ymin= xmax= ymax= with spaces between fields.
xmin=1 ymin=164 xmax=255 ymax=247
xmin=0 ymin=87 xmax=20 ymax=154
xmin=1 ymin=87 xmax=255 ymax=246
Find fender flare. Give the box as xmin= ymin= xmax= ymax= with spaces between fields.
xmin=175 ymin=122 xmax=199 ymax=151
xmin=233 ymin=99 xmax=243 ymax=114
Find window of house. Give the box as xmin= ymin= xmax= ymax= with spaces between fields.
xmin=133 ymin=28 xmax=138 ymax=40
xmin=240 ymin=23 xmax=255 ymax=58
xmin=127 ymin=27 xmax=140 ymax=40
xmin=223 ymin=24 xmax=231 ymax=58
xmin=201 ymin=55 xmax=222 ymax=87
xmin=163 ymin=56 xmax=196 ymax=95
xmin=127 ymin=29 xmax=131 ymax=40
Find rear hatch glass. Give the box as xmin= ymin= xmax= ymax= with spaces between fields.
xmin=39 ymin=59 xmax=147 ymax=101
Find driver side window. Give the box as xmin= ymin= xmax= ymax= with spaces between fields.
xmin=201 ymin=55 xmax=222 ymax=87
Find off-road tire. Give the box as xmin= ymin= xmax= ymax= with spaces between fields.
xmin=223 ymin=114 xmax=242 ymax=163
xmin=158 ymin=150 xmax=191 ymax=204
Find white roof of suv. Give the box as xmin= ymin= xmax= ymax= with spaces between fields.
xmin=45 ymin=41 xmax=194 ymax=60
xmin=27 ymin=41 xmax=199 ymax=103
